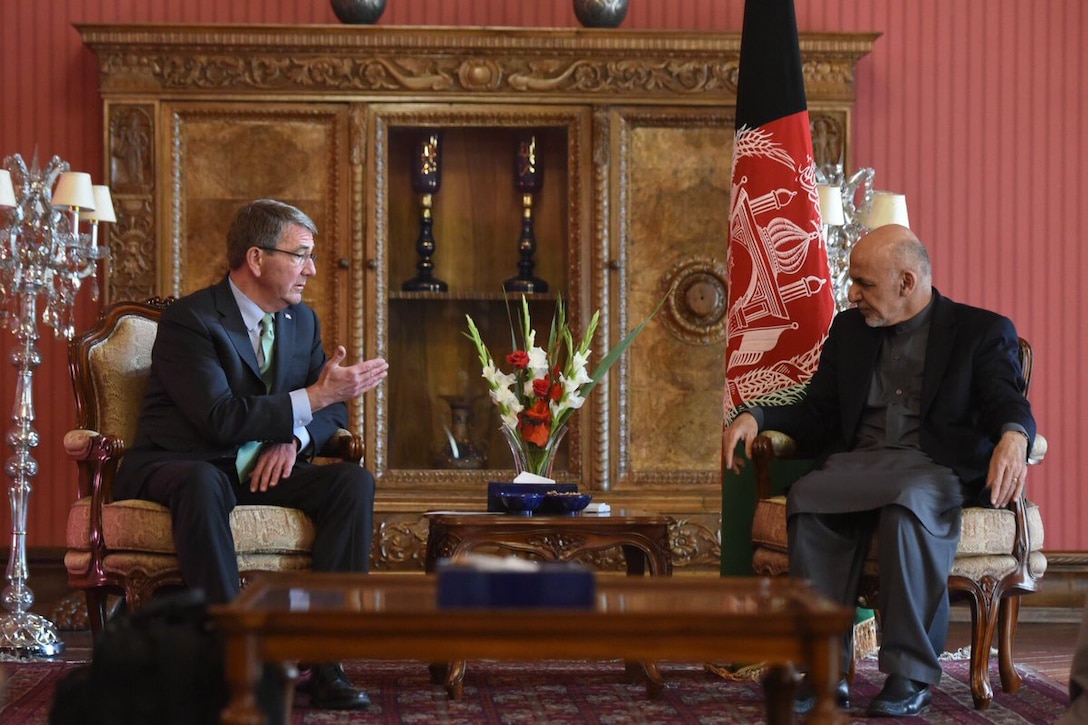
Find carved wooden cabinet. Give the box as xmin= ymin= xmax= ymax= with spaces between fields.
xmin=79 ymin=25 xmax=874 ymax=573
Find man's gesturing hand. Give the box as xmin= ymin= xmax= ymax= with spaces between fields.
xmin=307 ymin=347 xmax=389 ymax=411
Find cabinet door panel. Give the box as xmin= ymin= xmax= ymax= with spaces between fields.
xmin=611 ymin=109 xmax=733 ymax=488
xmin=163 ymin=103 xmax=351 ymax=352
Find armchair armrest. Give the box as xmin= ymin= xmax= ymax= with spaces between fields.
xmin=751 ymin=430 xmax=799 ymax=499
xmin=752 ymin=430 xmax=797 ymax=458
xmin=63 ymin=429 xmax=98 ymax=460
xmin=1027 ymin=432 xmax=1047 ymax=466
xmin=64 ymin=428 xmax=126 ymax=501
xmin=64 ymin=428 xmax=127 ymax=564
xmin=318 ymin=428 xmax=365 ymax=464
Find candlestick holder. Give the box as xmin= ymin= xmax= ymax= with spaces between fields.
xmin=0 ymin=152 xmax=111 ymax=657
xmin=403 ymin=129 xmax=448 ymax=292
xmin=504 ymin=131 xmax=548 ymax=293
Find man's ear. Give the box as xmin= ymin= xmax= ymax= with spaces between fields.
xmin=246 ymin=246 xmax=264 ymax=276
xmin=900 ymin=270 xmax=916 ymax=296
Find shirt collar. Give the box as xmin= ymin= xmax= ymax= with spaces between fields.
xmin=227 ymin=277 xmax=267 ymax=332
xmin=888 ymin=295 xmax=935 ymax=336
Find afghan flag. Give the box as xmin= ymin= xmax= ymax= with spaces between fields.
xmin=724 ymin=0 xmax=835 ymax=422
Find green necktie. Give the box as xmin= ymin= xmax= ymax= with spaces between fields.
xmin=258 ymin=312 xmax=275 ymax=385
xmin=237 ymin=313 xmax=275 ymax=481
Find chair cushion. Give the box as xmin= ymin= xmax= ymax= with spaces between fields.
xmin=751 ymin=496 xmax=1045 ymax=570
xmin=66 ymin=498 xmax=316 ymax=557
xmin=751 ymin=496 xmax=789 ymax=554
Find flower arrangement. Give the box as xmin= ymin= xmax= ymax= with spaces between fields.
xmin=465 ymin=295 xmax=654 ymax=478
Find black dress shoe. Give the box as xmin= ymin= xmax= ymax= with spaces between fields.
xmin=297 ymin=663 xmax=371 ymax=710
xmin=866 ymin=674 xmax=931 ymax=718
xmin=794 ymin=675 xmax=850 ymax=714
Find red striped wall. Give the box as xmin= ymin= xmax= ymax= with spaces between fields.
xmin=1 ymin=0 xmax=1085 ymax=550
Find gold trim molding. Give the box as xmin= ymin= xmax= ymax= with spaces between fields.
xmin=79 ymin=25 xmax=877 ymax=103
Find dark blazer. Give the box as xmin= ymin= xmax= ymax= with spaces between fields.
xmin=761 ymin=289 xmax=1036 ymax=498
xmin=115 ymin=277 xmax=345 ymax=498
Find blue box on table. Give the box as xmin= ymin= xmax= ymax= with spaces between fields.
xmin=487 ymin=481 xmax=578 ymax=512
xmin=436 ymin=558 xmax=596 ymax=609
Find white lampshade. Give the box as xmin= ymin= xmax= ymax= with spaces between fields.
xmin=52 ymin=171 xmax=96 ymax=211
xmin=0 ymin=170 xmax=16 ymax=208
xmin=80 ymin=185 xmax=117 ymax=223
xmin=863 ymin=191 xmax=909 ymax=229
xmin=816 ymin=184 xmax=845 ymax=226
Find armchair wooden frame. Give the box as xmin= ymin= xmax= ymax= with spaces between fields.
xmin=64 ymin=298 xmax=364 ymax=639
xmin=750 ymin=338 xmax=1046 ymax=710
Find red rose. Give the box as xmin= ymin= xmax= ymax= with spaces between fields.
xmin=532 ymin=378 xmax=552 ymax=398
xmin=506 ymin=350 xmax=530 ymax=369
xmin=548 ymin=383 xmax=563 ymax=401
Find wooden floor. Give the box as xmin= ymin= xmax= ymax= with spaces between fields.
xmin=52 ymin=619 xmax=1079 ymax=688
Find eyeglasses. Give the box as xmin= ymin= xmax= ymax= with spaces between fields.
xmin=255 ymin=245 xmax=318 ymax=267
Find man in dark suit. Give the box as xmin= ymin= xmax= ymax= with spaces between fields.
xmin=723 ymin=224 xmax=1035 ymax=717
xmin=115 ymin=199 xmax=388 ymax=710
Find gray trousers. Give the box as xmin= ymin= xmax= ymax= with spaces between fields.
xmin=788 ymin=503 xmax=960 ymax=685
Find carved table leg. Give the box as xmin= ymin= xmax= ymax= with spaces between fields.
xmin=762 ymin=664 xmax=797 ymax=725
xmin=444 ymin=659 xmax=466 ymax=700
xmin=220 ymin=634 xmax=265 ymax=725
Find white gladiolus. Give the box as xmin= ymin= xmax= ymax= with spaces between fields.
xmin=551 ymin=391 xmax=586 ymax=418
xmin=491 ymin=386 xmax=522 ymax=412
xmin=527 ymin=345 xmax=549 ymax=379
xmin=483 ymin=364 xmax=518 ymax=392
xmin=566 ymin=353 xmax=592 ymax=387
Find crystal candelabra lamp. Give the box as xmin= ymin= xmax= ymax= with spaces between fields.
xmin=0 ymin=153 xmax=112 ymax=657
xmin=816 ymin=164 xmax=909 ymax=312
xmin=504 ymin=131 xmax=548 ymax=293
xmin=402 ymin=129 xmax=448 ymax=292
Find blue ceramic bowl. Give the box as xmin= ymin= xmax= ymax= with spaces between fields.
xmin=500 ymin=492 xmax=545 ymax=515
xmin=545 ymin=492 xmax=593 ymax=514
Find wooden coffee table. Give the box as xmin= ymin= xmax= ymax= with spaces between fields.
xmin=212 ymin=572 xmax=854 ymax=725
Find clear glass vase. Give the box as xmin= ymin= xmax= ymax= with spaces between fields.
xmin=501 ymin=424 xmax=567 ymax=479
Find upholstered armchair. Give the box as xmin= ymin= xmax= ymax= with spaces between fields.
xmin=64 ymin=299 xmax=364 ymax=640
xmin=746 ymin=338 xmax=1047 ymax=710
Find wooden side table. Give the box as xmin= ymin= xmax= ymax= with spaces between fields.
xmin=423 ymin=509 xmax=673 ymax=698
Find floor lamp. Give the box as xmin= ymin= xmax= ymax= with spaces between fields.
xmin=0 ymin=153 xmax=111 ymax=657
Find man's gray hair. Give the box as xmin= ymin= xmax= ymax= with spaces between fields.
xmin=226 ymin=199 xmax=318 ymax=269
xmin=895 ymin=232 xmax=932 ymax=285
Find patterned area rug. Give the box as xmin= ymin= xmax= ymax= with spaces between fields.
xmin=1 ymin=656 xmax=1070 ymax=724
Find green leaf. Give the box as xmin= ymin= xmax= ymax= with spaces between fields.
xmin=579 ymin=293 xmax=668 ymax=399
